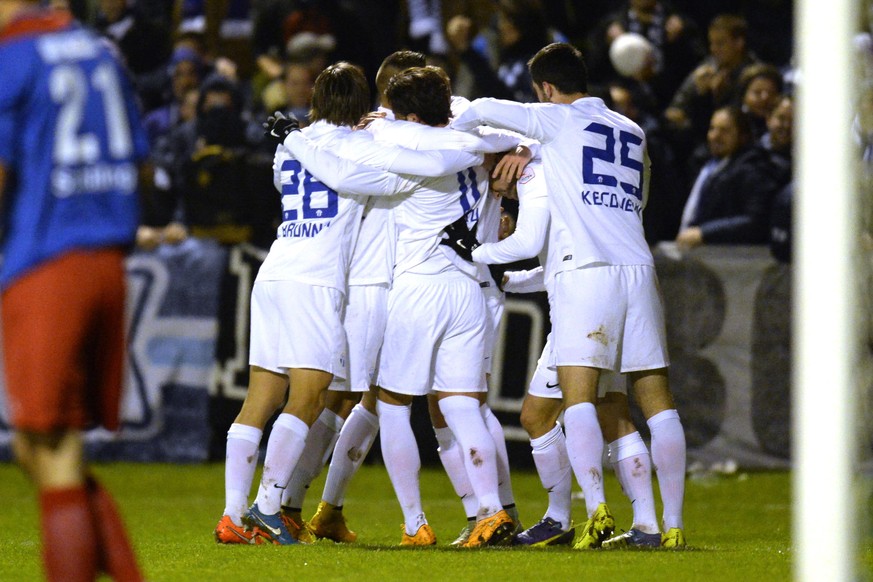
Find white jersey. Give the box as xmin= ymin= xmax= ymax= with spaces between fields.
xmin=471 ymin=159 xmax=553 ymax=291
xmin=452 ymin=97 xmax=653 ymax=272
xmin=261 ymin=121 xmax=483 ymax=291
xmin=364 ymin=118 xmax=519 ymax=278
xmin=347 ymin=110 xmax=516 ymax=287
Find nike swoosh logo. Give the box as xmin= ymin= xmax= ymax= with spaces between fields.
xmin=260 ymin=521 xmax=281 ymax=537
xmin=546 ymin=382 xmax=559 ymax=388
xmin=273 ymin=483 xmax=286 ymax=490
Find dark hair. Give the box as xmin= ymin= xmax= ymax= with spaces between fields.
xmin=739 ymin=63 xmax=784 ymax=97
xmin=196 ymin=73 xmax=242 ymax=114
xmin=527 ymin=42 xmax=588 ymax=95
xmin=714 ymin=105 xmax=753 ymax=143
xmin=309 ymin=62 xmax=370 ymax=126
xmin=385 ymin=66 xmax=452 ymax=126
xmin=498 ymin=0 xmax=549 ymax=51
xmin=709 ymin=14 xmax=747 ymax=39
xmin=376 ymin=50 xmax=427 ymax=98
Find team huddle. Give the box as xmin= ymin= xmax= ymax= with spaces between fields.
xmin=214 ymin=43 xmax=687 ymax=551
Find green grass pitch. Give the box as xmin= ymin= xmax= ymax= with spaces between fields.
xmin=0 ymin=463 xmax=870 ymax=581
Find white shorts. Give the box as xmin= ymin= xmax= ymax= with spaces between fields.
xmin=551 ymin=264 xmax=669 ymax=372
xmin=528 ymin=334 xmax=626 ymax=399
xmin=482 ymin=284 xmax=505 ymax=377
xmin=376 ymin=271 xmax=486 ymax=396
xmin=330 ymin=284 xmax=388 ymax=393
xmin=249 ymin=279 xmax=347 ymax=378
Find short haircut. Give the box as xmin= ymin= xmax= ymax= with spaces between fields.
xmin=527 ymin=42 xmax=588 ymax=95
xmin=739 ymin=63 xmax=784 ymax=96
xmin=709 ymin=14 xmax=747 ymax=39
xmin=385 ymin=66 xmax=452 ymax=126
xmin=375 ymin=50 xmax=427 ymax=99
xmin=309 ymin=61 xmax=370 ymax=126
xmin=715 ymin=105 xmax=754 ymax=143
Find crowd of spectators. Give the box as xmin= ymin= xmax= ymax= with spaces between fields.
xmin=59 ymin=0 xmax=810 ymax=263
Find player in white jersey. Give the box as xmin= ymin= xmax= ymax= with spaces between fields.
xmin=279 ymin=50 xmax=429 ymax=544
xmin=430 ymin=144 xmax=533 ymax=546
xmin=462 ymin=153 xmax=680 ymax=549
xmin=451 ymin=42 xmax=687 ymax=549
xmin=276 ymin=53 xmax=520 ymax=543
xmin=280 ymin=66 xmax=521 ymax=547
xmin=214 ymin=62 xmax=484 ymax=545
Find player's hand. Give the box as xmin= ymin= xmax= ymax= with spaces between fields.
xmin=355 ymin=111 xmax=387 ymax=130
xmin=440 ymin=215 xmax=480 ymax=261
xmin=488 ymin=263 xmax=509 ymax=291
xmin=263 ymin=111 xmax=301 ymax=144
xmin=492 ymin=145 xmax=531 ymax=189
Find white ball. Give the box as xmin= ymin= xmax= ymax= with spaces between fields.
xmin=609 ymin=32 xmax=654 ymax=77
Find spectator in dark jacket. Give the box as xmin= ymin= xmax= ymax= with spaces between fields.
xmin=445 ymin=0 xmax=550 ymax=102
xmin=675 ymin=105 xmax=779 ymax=248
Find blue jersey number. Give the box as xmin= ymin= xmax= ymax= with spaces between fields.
xmin=281 ymin=159 xmax=338 ymax=221
xmin=456 ymin=167 xmax=482 ymax=215
xmin=582 ymin=122 xmax=644 ymax=200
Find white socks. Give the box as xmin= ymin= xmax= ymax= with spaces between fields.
xmin=439 ymin=396 xmax=502 ymax=519
xmin=530 ymin=422 xmax=572 ymax=528
xmin=282 ymin=409 xmax=344 ymax=509
xmin=322 ymin=404 xmax=380 ymax=506
xmin=224 ymin=423 xmax=263 ymax=525
xmin=435 ymin=426 xmax=478 ymax=519
xmin=563 ymin=402 xmax=606 ymax=516
xmin=648 ymin=409 xmax=686 ymax=530
xmin=254 ymin=413 xmax=309 ymax=515
xmin=608 ymin=431 xmax=658 ymax=534
xmin=481 ymin=404 xmax=515 ymax=509
xmin=378 ymin=400 xmax=426 ymax=535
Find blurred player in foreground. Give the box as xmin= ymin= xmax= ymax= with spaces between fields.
xmin=0 ymin=1 xmax=149 ymax=579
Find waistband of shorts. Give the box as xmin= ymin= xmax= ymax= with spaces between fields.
xmin=395 ymin=269 xmax=478 ymax=286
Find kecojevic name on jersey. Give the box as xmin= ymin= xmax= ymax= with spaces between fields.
xmin=580 ymin=189 xmax=642 ymax=217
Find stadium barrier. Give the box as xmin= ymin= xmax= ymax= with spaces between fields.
xmin=1 ymin=240 xmax=870 ymax=470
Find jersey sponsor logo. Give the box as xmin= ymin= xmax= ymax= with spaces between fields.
xmin=52 ymin=162 xmax=137 ymax=197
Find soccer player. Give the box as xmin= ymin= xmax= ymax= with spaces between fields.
xmin=214 ymin=61 xmax=485 ymax=545
xmin=451 ymin=42 xmax=687 ymax=549
xmin=280 ymin=66 xmax=521 ymax=547
xmin=279 ymin=50 xmax=429 ymax=544
xmin=275 ymin=58 xmax=525 ymax=545
xmin=0 ymin=2 xmax=148 ymax=580
xmin=448 ymin=160 xmax=670 ymax=548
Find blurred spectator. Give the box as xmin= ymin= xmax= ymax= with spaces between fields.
xmin=607 ymin=81 xmax=685 ymax=244
xmin=664 ymin=14 xmax=759 ymax=148
xmin=259 ymin=60 xmax=315 ymax=127
xmin=145 ymin=74 xmax=265 ymax=245
xmin=176 ymin=0 xmax=255 ymax=78
xmin=674 ymin=106 xmax=779 ymax=249
xmin=737 ymin=63 xmax=784 ymax=140
xmin=768 ymin=181 xmax=792 ymax=264
xmin=761 ymin=95 xmax=793 ymax=264
xmin=142 ymin=47 xmax=205 ymax=146
xmin=587 ymin=0 xmax=704 ymax=108
xmin=445 ymin=0 xmax=551 ymax=102
xmin=407 ymin=0 xmax=449 ymax=56
xmin=94 ymin=0 xmax=173 ymax=111
xmin=761 ymin=95 xmax=793 ymax=181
